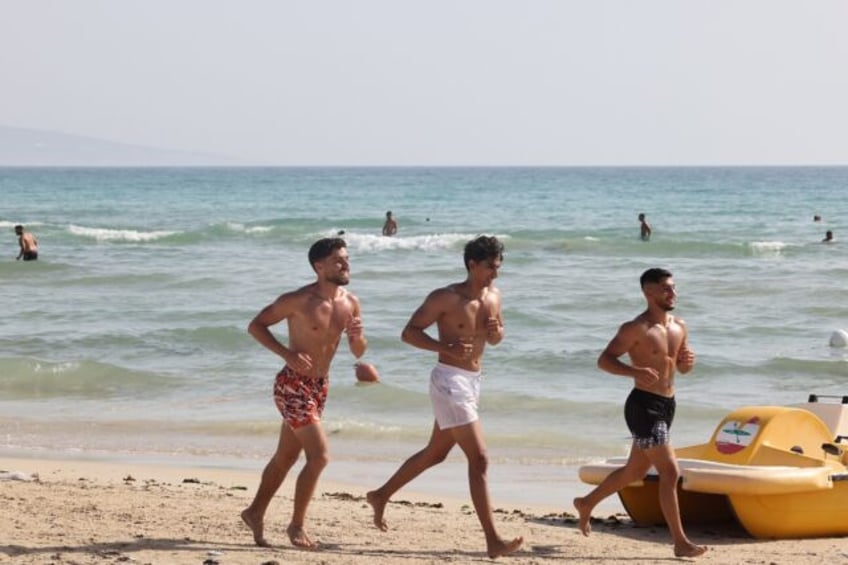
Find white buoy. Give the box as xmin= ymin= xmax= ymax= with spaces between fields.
xmin=829 ymin=329 xmax=848 ymax=348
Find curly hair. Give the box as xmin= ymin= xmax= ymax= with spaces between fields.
xmin=308 ymin=237 xmax=347 ymax=268
xmin=463 ymin=235 xmax=504 ymax=269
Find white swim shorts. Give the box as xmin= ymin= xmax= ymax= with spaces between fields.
xmin=429 ymin=362 xmax=482 ymax=430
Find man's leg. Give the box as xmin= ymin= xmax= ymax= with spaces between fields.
xmin=367 ymin=421 xmax=455 ymax=530
xmin=287 ymin=421 xmax=329 ymax=549
xmin=242 ymin=422 xmax=303 ymax=546
xmin=643 ymin=444 xmax=706 ymax=558
xmin=451 ymin=420 xmax=523 ymax=558
xmin=573 ymin=444 xmax=651 ymax=536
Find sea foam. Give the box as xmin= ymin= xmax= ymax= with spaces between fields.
xmin=68 ymin=224 xmax=177 ymax=242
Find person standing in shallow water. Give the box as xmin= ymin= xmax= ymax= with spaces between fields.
xmin=573 ymin=268 xmax=707 ymax=559
xmin=638 ymin=213 xmax=652 ymax=241
xmin=382 ymin=211 xmax=398 ymax=236
xmin=241 ymin=237 xmax=367 ymax=549
xmin=15 ymin=225 xmax=38 ymax=261
xmin=367 ymin=235 xmax=523 ymax=559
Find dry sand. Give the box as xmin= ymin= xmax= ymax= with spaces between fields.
xmin=1 ymin=456 xmax=846 ymax=564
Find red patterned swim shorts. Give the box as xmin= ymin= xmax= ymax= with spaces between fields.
xmin=273 ymin=366 xmax=329 ymax=429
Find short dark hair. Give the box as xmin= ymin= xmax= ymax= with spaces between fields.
xmin=463 ymin=235 xmax=504 ymax=269
xmin=640 ymin=267 xmax=672 ymax=288
xmin=308 ymin=237 xmax=346 ymax=268
xmin=14 ymin=225 xmax=23 ymax=231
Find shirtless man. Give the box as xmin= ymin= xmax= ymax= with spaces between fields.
xmin=382 ymin=210 xmax=398 ymax=236
xmin=573 ymin=268 xmax=706 ymax=558
xmin=367 ymin=235 xmax=523 ymax=559
xmin=638 ymin=213 xmax=652 ymax=241
xmin=15 ymin=225 xmax=38 ymax=261
xmin=241 ymin=237 xmax=367 ymax=549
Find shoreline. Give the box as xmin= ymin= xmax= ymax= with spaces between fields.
xmin=0 ymin=445 xmax=623 ymax=515
xmin=3 ymin=454 xmax=848 ymax=564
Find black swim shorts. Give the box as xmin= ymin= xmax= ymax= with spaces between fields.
xmin=624 ymin=388 xmax=676 ymax=449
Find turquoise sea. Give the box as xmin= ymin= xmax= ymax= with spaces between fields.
xmin=1 ymin=167 xmax=846 ymax=506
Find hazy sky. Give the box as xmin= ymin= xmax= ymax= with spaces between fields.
xmin=3 ymin=1 xmax=847 ymax=165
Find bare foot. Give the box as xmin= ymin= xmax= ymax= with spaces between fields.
xmin=487 ymin=536 xmax=524 ymax=559
xmin=287 ymin=524 xmax=317 ymax=550
xmin=366 ymin=490 xmax=388 ymax=532
xmin=674 ymin=543 xmax=708 ymax=558
xmin=241 ymin=508 xmax=270 ymax=547
xmin=573 ymin=497 xmax=592 ymax=536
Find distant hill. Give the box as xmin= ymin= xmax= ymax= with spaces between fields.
xmin=0 ymin=125 xmax=246 ymax=166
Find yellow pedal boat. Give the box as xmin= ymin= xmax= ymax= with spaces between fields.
xmin=578 ymin=394 xmax=848 ymax=539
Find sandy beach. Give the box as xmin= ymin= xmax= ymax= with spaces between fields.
xmin=1 ymin=456 xmax=846 ymax=565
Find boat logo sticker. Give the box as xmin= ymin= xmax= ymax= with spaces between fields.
xmin=715 ymin=416 xmax=760 ymax=454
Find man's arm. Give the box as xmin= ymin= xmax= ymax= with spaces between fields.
xmin=485 ymin=290 xmax=504 ymax=345
xmin=597 ymin=322 xmax=659 ymax=388
xmin=248 ymin=292 xmax=308 ymax=371
xmin=401 ymin=290 xmax=446 ymax=355
xmin=345 ymin=296 xmax=367 ymax=359
xmin=402 ymin=288 xmax=473 ymax=363
xmin=675 ymin=319 xmax=695 ymax=374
